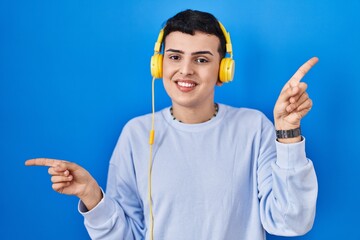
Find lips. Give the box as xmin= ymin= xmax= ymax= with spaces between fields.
xmin=175 ymin=80 xmax=198 ymax=92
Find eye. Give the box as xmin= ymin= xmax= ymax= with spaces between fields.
xmin=195 ymin=57 xmax=209 ymax=63
xmin=169 ymin=55 xmax=181 ymax=61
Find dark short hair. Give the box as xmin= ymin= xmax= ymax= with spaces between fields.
xmin=163 ymin=9 xmax=226 ymax=58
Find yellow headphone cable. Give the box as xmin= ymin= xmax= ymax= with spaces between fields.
xmin=148 ymin=76 xmax=156 ymax=240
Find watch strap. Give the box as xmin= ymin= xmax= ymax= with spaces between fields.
xmin=276 ymin=127 xmax=301 ymax=139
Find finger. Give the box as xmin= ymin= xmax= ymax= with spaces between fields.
xmin=286 ymin=92 xmax=309 ymax=113
xmin=296 ymin=98 xmax=313 ymax=112
xmin=295 ymin=91 xmax=310 ymax=107
xmin=277 ymin=82 xmax=307 ymax=107
xmin=289 ymin=57 xmax=318 ymax=85
xmin=56 ymin=161 xmax=81 ymax=172
xmin=281 ymin=57 xmax=318 ymax=93
xmin=286 ymin=93 xmax=312 ymax=113
xmin=25 ymin=158 xmax=68 ymax=167
xmin=281 ymin=82 xmax=307 ymax=103
xmin=26 ymin=159 xmax=79 ymax=174
xmin=48 ymin=167 xmax=70 ymax=177
xmin=289 ymin=82 xmax=308 ymax=104
xmin=51 ymin=175 xmax=73 ymax=184
xmin=52 ymin=182 xmax=71 ymax=193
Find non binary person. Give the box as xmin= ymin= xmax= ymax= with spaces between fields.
xmin=26 ymin=9 xmax=318 ymax=240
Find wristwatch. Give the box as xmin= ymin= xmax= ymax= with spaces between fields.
xmin=276 ymin=127 xmax=301 ymax=139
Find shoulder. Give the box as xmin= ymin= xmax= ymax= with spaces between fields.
xmin=121 ymin=108 xmax=169 ymax=135
xmin=218 ymin=104 xmax=274 ymax=135
xmin=121 ymin=113 xmax=152 ymax=136
xmin=221 ymin=104 xmax=270 ymax=123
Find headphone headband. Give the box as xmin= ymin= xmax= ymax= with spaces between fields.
xmin=154 ymin=29 xmax=164 ymax=53
xmin=217 ymin=21 xmax=233 ymax=58
xmin=153 ymin=21 xmax=233 ymax=57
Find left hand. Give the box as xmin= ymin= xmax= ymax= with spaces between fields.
xmin=274 ymin=57 xmax=318 ymax=131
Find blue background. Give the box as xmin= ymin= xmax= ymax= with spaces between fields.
xmin=1 ymin=0 xmax=359 ymax=239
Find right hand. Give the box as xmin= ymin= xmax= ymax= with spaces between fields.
xmin=25 ymin=158 xmax=103 ymax=211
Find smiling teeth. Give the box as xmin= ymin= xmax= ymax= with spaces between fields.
xmin=178 ymin=82 xmax=195 ymax=87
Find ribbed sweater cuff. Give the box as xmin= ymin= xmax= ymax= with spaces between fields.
xmin=78 ymin=188 xmax=116 ymax=226
xmin=275 ymin=137 xmax=308 ymax=169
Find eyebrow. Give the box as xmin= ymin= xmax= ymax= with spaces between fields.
xmin=165 ymin=49 xmax=214 ymax=56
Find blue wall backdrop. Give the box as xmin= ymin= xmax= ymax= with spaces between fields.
xmin=1 ymin=0 xmax=359 ymax=239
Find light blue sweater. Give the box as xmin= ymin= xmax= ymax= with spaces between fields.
xmin=79 ymin=104 xmax=318 ymax=240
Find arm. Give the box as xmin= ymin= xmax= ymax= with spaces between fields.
xmin=257 ymin=130 xmax=318 ymax=236
xmin=257 ymin=57 xmax=319 ymax=235
xmin=79 ymin=124 xmax=146 ymax=239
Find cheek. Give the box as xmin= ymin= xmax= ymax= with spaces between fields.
xmin=161 ymin=61 xmax=173 ymax=86
xmin=203 ymin=65 xmax=220 ymax=83
xmin=162 ymin=60 xmax=173 ymax=80
xmin=162 ymin=78 xmax=175 ymax=99
xmin=162 ymin=60 xmax=169 ymax=75
xmin=163 ymin=61 xmax=183 ymax=84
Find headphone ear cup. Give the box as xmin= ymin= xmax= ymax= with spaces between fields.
xmin=219 ymin=58 xmax=235 ymax=83
xmin=150 ymin=53 xmax=163 ymax=78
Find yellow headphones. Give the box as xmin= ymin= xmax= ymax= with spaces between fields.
xmin=150 ymin=21 xmax=235 ymax=83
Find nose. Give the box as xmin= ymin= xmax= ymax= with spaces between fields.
xmin=179 ymin=59 xmax=194 ymax=76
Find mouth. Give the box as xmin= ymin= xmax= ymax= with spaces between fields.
xmin=175 ymin=80 xmax=198 ymax=92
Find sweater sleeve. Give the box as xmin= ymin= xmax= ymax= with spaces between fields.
xmin=78 ymin=188 xmax=135 ymax=240
xmin=78 ymin=123 xmax=146 ymax=240
xmin=257 ymin=117 xmax=318 ymax=236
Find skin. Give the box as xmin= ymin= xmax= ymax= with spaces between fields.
xmin=25 ymin=30 xmax=318 ymax=209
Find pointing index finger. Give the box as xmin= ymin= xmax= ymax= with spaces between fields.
xmin=282 ymin=57 xmax=319 ymax=93
xmin=25 ymin=158 xmax=67 ymax=167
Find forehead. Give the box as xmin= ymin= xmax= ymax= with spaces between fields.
xmin=164 ymin=31 xmax=221 ymax=53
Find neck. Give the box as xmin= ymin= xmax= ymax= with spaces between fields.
xmin=170 ymin=103 xmax=219 ymax=124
